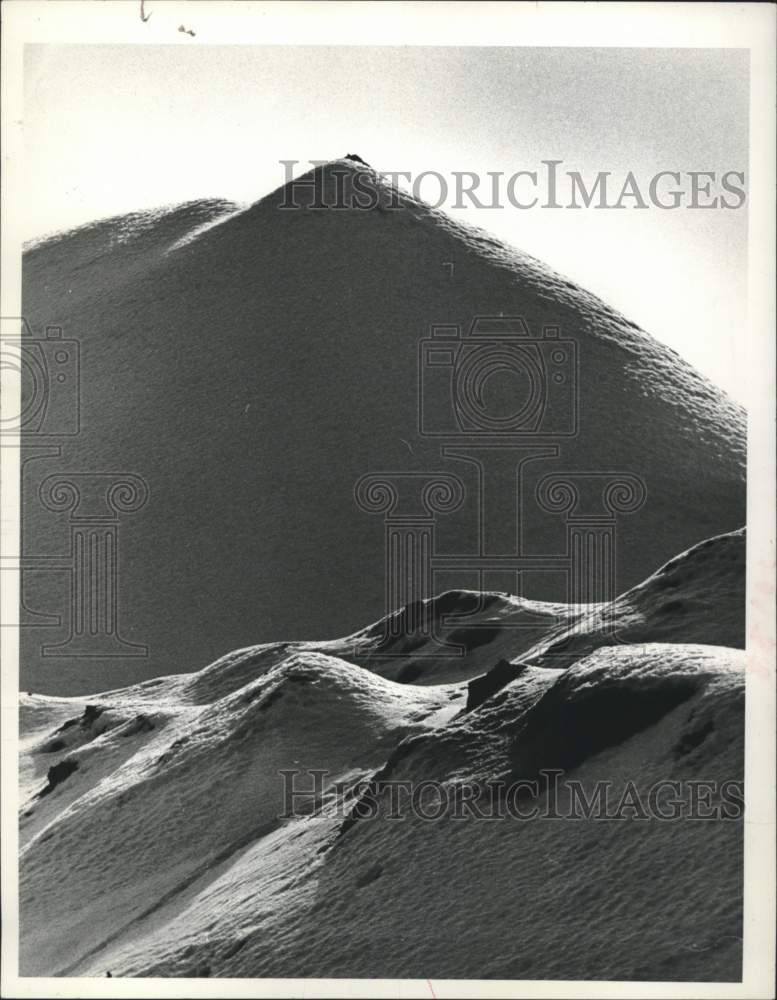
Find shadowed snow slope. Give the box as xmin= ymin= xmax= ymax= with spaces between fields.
xmin=467 ymin=526 xmax=745 ymax=701
xmin=22 ymin=160 xmax=745 ymax=693
xmin=20 ymin=644 xmax=743 ymax=981
xmin=20 ymin=653 xmax=464 ymax=976
xmin=180 ymin=526 xmax=743 ymax=698
xmin=538 ymin=524 xmax=744 ymax=653
xmin=19 ymin=529 xmax=744 ymax=981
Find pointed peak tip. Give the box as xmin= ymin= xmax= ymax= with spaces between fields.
xmin=343 ymin=153 xmax=370 ymax=167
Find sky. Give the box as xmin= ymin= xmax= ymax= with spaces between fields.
xmin=22 ymin=44 xmax=749 ymax=403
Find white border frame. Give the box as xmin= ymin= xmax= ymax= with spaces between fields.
xmin=1 ymin=3 xmax=774 ymax=998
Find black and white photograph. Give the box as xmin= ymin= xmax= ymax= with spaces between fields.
xmin=1 ymin=2 xmax=775 ymax=996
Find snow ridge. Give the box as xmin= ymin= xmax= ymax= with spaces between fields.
xmin=19 ymin=529 xmax=745 ymax=980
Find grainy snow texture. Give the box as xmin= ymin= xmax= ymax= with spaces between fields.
xmin=21 ymin=161 xmax=745 ymax=694
xmin=19 ymin=160 xmax=746 ymax=982
xmin=20 ymin=530 xmax=745 ymax=980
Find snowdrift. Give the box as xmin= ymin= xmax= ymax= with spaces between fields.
xmin=21 ymin=159 xmax=745 ymax=694
xmin=19 ymin=529 xmax=744 ymax=981
xmin=20 ymin=653 xmax=462 ymax=976
xmin=468 ymin=526 xmax=745 ymax=702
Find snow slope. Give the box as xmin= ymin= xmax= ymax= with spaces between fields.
xmin=174 ymin=526 xmax=744 ymax=698
xmin=468 ymin=526 xmax=745 ymax=701
xmin=20 ymin=653 xmax=463 ymax=976
xmin=21 ymin=159 xmax=745 ymax=694
xmin=19 ymin=528 xmax=744 ymax=981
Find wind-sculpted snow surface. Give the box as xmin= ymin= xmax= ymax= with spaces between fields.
xmin=19 ymin=531 xmax=745 ymax=981
xmin=20 ymin=654 xmax=463 ymax=976
xmin=467 ymin=527 xmax=746 ymax=702
xmin=21 ymin=160 xmax=745 ymax=694
xmin=534 ymin=527 xmax=747 ymax=658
